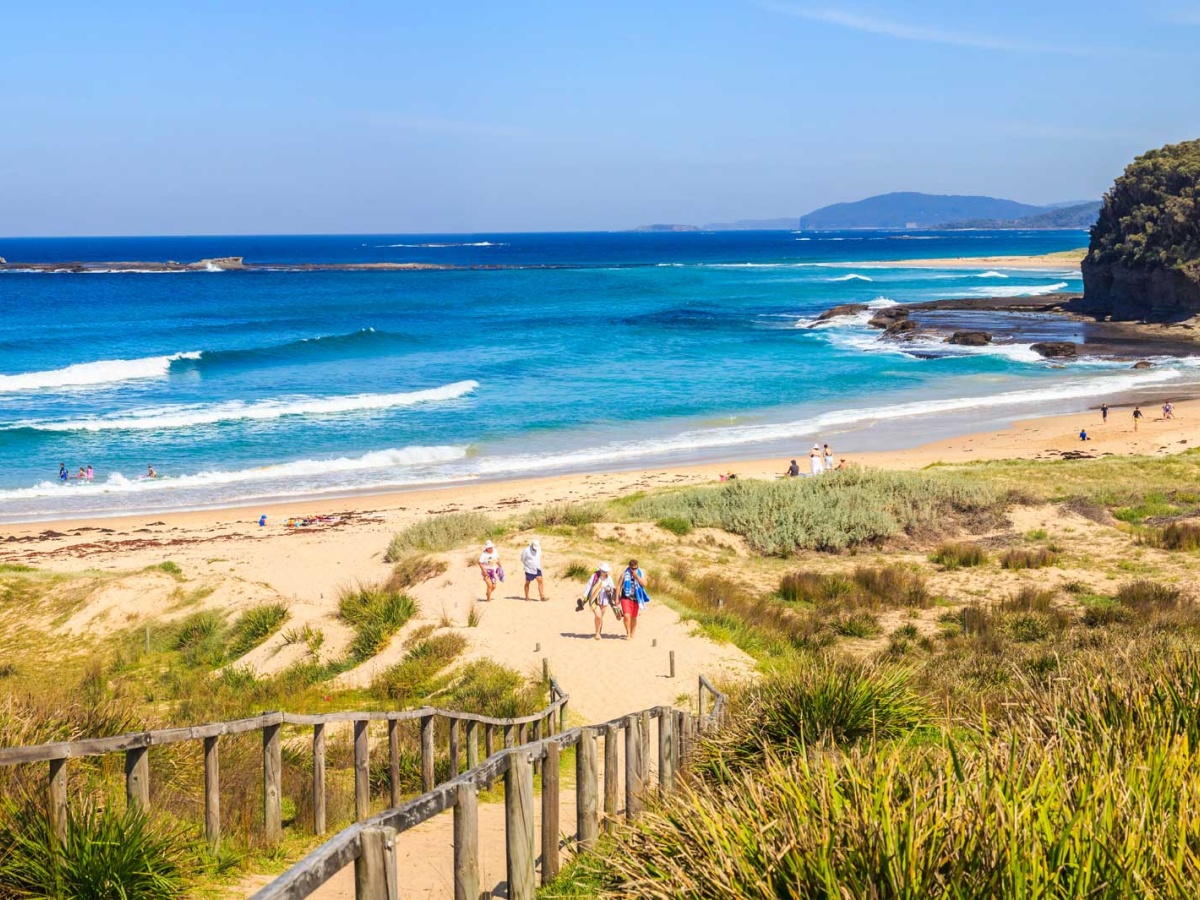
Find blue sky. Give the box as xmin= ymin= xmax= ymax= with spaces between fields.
xmin=1 ymin=0 xmax=1197 ymax=235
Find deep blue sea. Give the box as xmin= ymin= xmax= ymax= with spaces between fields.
xmin=1 ymin=229 xmax=1190 ymax=522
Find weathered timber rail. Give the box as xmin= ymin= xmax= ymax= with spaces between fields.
xmin=0 ymin=678 xmax=572 ymax=854
xmin=252 ymin=676 xmax=727 ymax=900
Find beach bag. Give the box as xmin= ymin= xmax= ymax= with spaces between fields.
xmin=633 ymin=581 xmax=651 ymax=610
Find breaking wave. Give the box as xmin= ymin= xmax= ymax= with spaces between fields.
xmin=0 ymin=353 xmax=201 ymax=393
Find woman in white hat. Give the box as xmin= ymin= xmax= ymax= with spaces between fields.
xmin=809 ymin=444 xmax=824 ymax=476
xmin=520 ymin=539 xmax=547 ymax=601
xmin=478 ymin=540 xmax=502 ymax=602
xmin=581 ymin=562 xmax=617 ymax=640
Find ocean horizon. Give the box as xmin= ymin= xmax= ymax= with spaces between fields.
xmin=1 ymin=228 xmax=1185 ymax=523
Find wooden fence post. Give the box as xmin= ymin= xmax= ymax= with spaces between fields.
xmin=697 ymin=677 xmax=705 ymax=725
xmin=603 ymin=723 xmax=619 ymax=832
xmin=354 ymin=719 xmax=370 ymax=821
xmin=204 ymin=736 xmax=220 ymax=852
xmin=466 ymin=721 xmax=479 ymax=770
xmin=504 ymin=724 xmax=515 ymax=749
xmin=125 ymin=746 xmax=149 ymax=811
xmin=505 ymin=750 xmax=536 ymax=900
xmin=624 ymin=716 xmax=643 ymax=820
xmin=559 ymin=696 xmax=568 ymax=733
xmin=639 ymin=710 xmax=651 ymax=790
xmin=576 ymin=727 xmax=599 ymax=850
xmin=388 ymin=719 xmax=399 ymax=808
xmin=263 ymin=720 xmax=282 ymax=843
xmin=674 ymin=710 xmax=686 ymax=767
xmin=313 ymin=723 xmax=326 ymax=835
xmin=48 ymin=758 xmax=67 ymax=847
xmin=658 ymin=709 xmax=675 ymax=794
xmin=355 ymin=825 xmax=398 ymax=900
xmin=669 ymin=650 xmax=675 ymax=678
xmin=485 ymin=724 xmax=496 ymax=788
xmin=449 ymin=719 xmax=461 ymax=777
xmin=421 ymin=714 xmax=436 ymax=792
xmin=453 ymin=782 xmax=479 ymax=900
xmin=541 ymin=741 xmax=560 ymax=885
xmin=531 ymin=719 xmax=542 ymax=777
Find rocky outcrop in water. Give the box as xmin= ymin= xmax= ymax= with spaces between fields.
xmin=1081 ymin=139 xmax=1200 ymax=322
xmin=817 ymin=303 xmax=869 ymax=321
xmin=945 ymin=331 xmax=992 ymax=346
xmin=1030 ymin=342 xmax=1078 ymax=359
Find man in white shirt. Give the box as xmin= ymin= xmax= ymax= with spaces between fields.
xmin=520 ymin=539 xmax=547 ymax=601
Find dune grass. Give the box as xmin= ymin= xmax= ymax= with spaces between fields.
xmin=226 ymin=603 xmax=288 ymax=658
xmin=384 ymin=512 xmax=501 ymax=562
xmin=929 ymin=540 xmax=989 ymax=569
xmin=337 ymin=582 xmax=418 ymax=661
xmin=627 ymin=468 xmax=998 ymax=554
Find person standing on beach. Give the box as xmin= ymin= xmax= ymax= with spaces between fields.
xmin=823 ymin=443 xmax=834 ymax=471
xmin=618 ymin=559 xmax=649 ymax=640
xmin=520 ymin=539 xmax=547 ymax=601
xmin=1164 ymin=401 xmax=1175 ymax=420
xmin=581 ymin=562 xmax=617 ymax=640
xmin=1133 ymin=406 xmax=1143 ymax=432
xmin=478 ymin=540 xmax=501 ymax=602
xmin=1101 ymin=403 xmax=1109 ymax=424
xmin=810 ymin=445 xmax=824 ymax=475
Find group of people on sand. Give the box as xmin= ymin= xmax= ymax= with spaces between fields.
xmin=477 ymin=538 xmax=651 ymax=640
xmin=785 ymin=443 xmax=847 ymax=477
xmin=1090 ymin=401 xmax=1179 ymax=438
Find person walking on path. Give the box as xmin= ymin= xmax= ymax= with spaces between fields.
xmin=478 ymin=540 xmax=502 ymax=602
xmin=520 ymin=539 xmax=547 ymax=601
xmin=618 ymin=559 xmax=650 ymax=640
xmin=1101 ymin=403 xmax=1109 ymax=424
xmin=581 ymin=562 xmax=617 ymax=640
xmin=1133 ymin=406 xmax=1143 ymax=432
xmin=809 ymin=444 xmax=824 ymax=475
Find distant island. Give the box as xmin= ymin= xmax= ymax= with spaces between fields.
xmin=1081 ymin=138 xmax=1200 ymax=321
xmin=630 ymin=192 xmax=1100 ymax=233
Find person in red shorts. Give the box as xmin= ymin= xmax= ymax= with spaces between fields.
xmin=618 ymin=558 xmax=649 ymax=640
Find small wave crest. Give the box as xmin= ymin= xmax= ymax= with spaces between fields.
xmin=968 ymin=282 xmax=1071 ymax=298
xmin=827 ymin=273 xmax=873 ymax=282
xmin=975 ymin=271 xmax=1009 ymax=279
xmin=0 ymin=352 xmax=201 ymax=393
xmin=8 ymin=380 xmax=479 ymax=433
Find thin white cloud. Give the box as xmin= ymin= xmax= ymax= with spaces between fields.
xmin=755 ymin=2 xmax=1084 ymax=54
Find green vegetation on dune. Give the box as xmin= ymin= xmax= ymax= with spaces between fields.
xmin=384 ymin=511 xmax=500 ymax=561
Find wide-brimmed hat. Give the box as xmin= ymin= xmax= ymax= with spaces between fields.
xmin=599 ymin=562 xmax=610 ymax=573
xmin=531 ymin=539 xmax=540 ymax=548
xmin=484 ymin=540 xmax=494 ymax=550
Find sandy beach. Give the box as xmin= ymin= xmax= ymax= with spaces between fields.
xmin=832 ymin=249 xmax=1087 ymax=270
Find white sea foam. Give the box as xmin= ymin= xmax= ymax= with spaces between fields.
xmin=975 ymin=271 xmax=1009 ymax=278
xmin=474 ymin=370 xmax=1184 ymax=477
xmin=966 ymin=282 xmax=1071 ymax=298
xmin=0 ymin=352 xmax=202 ymax=393
xmin=8 ymin=380 xmax=479 ymax=433
xmin=827 ymin=273 xmax=873 ymax=282
xmin=0 ymin=446 xmax=468 ymax=502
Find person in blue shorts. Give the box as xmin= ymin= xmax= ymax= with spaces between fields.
xmin=520 ymin=539 xmax=547 ymax=601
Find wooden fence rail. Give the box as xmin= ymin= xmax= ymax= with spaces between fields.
xmin=0 ymin=678 xmax=570 ymax=856
xmin=250 ymin=676 xmax=727 ymax=900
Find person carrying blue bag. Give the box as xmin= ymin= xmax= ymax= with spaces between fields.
xmin=618 ymin=558 xmax=650 ymax=640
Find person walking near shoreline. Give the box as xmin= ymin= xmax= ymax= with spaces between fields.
xmin=1133 ymin=405 xmax=1143 ymax=432
xmin=478 ymin=540 xmax=502 ymax=602
xmin=1101 ymin=403 xmax=1109 ymax=424
xmin=823 ymin=443 xmax=834 ymax=471
xmin=809 ymin=444 xmax=824 ymax=475
xmin=581 ymin=562 xmax=616 ymax=640
xmin=618 ymin=558 xmax=649 ymax=640
xmin=520 ymin=539 xmax=547 ymax=601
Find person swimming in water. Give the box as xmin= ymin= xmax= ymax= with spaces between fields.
xmin=146 ymin=464 xmax=157 ymax=478
xmin=75 ymin=466 xmax=87 ymax=479
xmin=86 ymin=464 xmax=94 ymax=481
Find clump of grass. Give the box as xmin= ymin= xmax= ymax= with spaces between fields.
xmin=0 ymin=563 xmax=36 ymax=573
xmin=1116 ymin=579 xmax=1186 ymax=614
xmin=656 ymin=516 xmax=693 ymax=536
xmin=1000 ymin=547 xmax=1059 ymax=570
xmin=1000 ymin=585 xmax=1057 ymax=614
xmin=929 ymin=541 xmax=988 ymax=570
xmin=628 ymin=468 xmax=999 ymax=555
xmin=833 ymin=612 xmax=881 ymax=639
xmin=373 ymin=631 xmax=468 ymax=703
xmin=466 ymin=606 xmax=482 ymax=628
xmin=445 ymin=659 xmax=547 ymax=719
xmin=520 ymin=501 xmax=605 ymax=529
xmin=563 ymin=561 xmax=591 ymax=579
xmin=780 ymin=565 xmax=929 ymax=610
xmin=167 ymin=610 xmax=226 ymax=665
xmin=387 ymin=554 xmax=449 ymax=590
xmin=0 ymin=798 xmax=192 ymax=899
xmin=145 ymin=560 xmax=183 ymax=579
xmin=226 ymin=602 xmax=288 ymax=657
xmin=0 ymin=663 xmax=18 ymax=678
xmin=385 ymin=512 xmax=499 ymax=561
xmin=1143 ymin=521 xmax=1200 ymax=551
xmin=338 ymin=582 xmax=419 ymax=661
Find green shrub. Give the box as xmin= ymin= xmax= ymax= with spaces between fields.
xmin=1000 ymin=547 xmax=1059 ymax=570
xmin=445 ymin=659 xmax=546 ymax=719
xmin=167 ymin=611 xmax=225 ymax=665
xmin=226 ymin=603 xmax=288 ymax=657
xmin=0 ymin=799 xmax=191 ymax=899
xmin=628 ymin=468 xmax=998 ymax=555
xmin=338 ymin=583 xmax=419 ymax=661
xmin=385 ymin=512 xmax=499 ymax=561
xmin=929 ymin=541 xmax=988 ymax=569
xmin=656 ymin=516 xmax=693 ymax=536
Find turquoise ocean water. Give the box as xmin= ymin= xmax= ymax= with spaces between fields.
xmin=0 ymin=230 xmax=1189 ymax=522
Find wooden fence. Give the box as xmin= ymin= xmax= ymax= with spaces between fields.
xmin=0 ymin=679 xmax=571 ymax=855
xmin=251 ymin=676 xmax=727 ymax=900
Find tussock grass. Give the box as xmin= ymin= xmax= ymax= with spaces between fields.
xmin=384 ymin=512 xmax=499 ymax=562
xmin=226 ymin=603 xmax=288 ymax=658
xmin=387 ymin=554 xmax=449 ymax=590
xmin=1143 ymin=520 xmax=1200 ymax=551
xmin=628 ymin=468 xmax=998 ymax=554
xmin=779 ymin=565 xmax=930 ymax=610
xmin=373 ymin=630 xmax=468 ymax=704
xmin=929 ymin=541 xmax=988 ymax=569
xmin=519 ymin=501 xmax=605 ymax=529
xmin=655 ymin=517 xmax=692 ymax=536
xmin=1116 ymin=579 xmax=1187 ymax=614
xmin=338 ymin=582 xmax=418 ymax=661
xmin=999 ymin=547 xmax=1059 ymax=570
